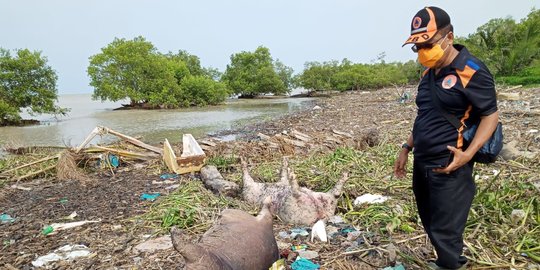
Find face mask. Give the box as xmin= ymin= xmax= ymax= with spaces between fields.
xmin=417 ymin=36 xmax=449 ymax=68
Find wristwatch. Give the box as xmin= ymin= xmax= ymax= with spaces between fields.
xmin=402 ymin=143 xmax=413 ymax=151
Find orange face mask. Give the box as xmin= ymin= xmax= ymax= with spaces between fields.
xmin=417 ymin=36 xmax=449 ymax=68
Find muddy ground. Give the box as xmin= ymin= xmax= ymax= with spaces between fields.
xmin=1 ymin=87 xmax=539 ymax=270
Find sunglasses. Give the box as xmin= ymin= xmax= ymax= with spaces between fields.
xmin=411 ymin=34 xmax=448 ymax=53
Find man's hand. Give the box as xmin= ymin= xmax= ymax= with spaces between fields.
xmin=393 ymin=149 xmax=409 ymax=178
xmin=433 ymin=145 xmax=473 ymax=174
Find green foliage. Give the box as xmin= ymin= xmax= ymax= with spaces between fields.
xmin=458 ymin=9 xmax=540 ymax=84
xmin=87 ymin=36 xmax=228 ymax=108
xmin=296 ymin=61 xmax=339 ymax=91
xmin=180 ymin=76 xmax=230 ymax=106
xmin=222 ymin=46 xmax=292 ymax=97
xmin=297 ymin=57 xmax=417 ymax=92
xmin=0 ymin=48 xmax=67 ymax=125
xmin=137 ymin=180 xmax=244 ymax=233
xmin=496 ymin=61 xmax=540 ymax=85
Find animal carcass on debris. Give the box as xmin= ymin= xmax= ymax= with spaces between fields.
xmin=241 ymin=157 xmax=348 ymax=225
xmin=171 ymin=197 xmax=278 ymax=270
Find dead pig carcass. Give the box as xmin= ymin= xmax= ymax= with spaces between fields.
xmin=241 ymin=157 xmax=348 ymax=225
xmin=171 ymin=197 xmax=278 ymax=270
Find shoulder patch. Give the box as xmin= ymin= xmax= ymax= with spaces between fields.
xmin=457 ymin=64 xmax=478 ymax=88
xmin=466 ymin=60 xmax=480 ymax=71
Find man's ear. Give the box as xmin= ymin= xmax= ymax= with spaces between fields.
xmin=448 ymin=32 xmax=454 ymax=43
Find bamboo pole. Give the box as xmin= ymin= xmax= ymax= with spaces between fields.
xmin=16 ymin=164 xmax=56 ymax=181
xmin=87 ymin=145 xmax=158 ymax=160
xmin=0 ymin=155 xmax=59 ymax=175
xmin=101 ymin=126 xmax=163 ymax=154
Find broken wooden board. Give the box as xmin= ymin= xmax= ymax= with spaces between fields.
xmin=163 ymin=135 xmax=206 ymax=175
xmin=497 ymin=92 xmax=521 ymax=101
xmin=291 ymin=130 xmax=312 ymax=142
xmin=332 ymin=129 xmax=353 ymax=138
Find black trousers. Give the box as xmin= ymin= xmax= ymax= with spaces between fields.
xmin=412 ymin=155 xmax=475 ymax=269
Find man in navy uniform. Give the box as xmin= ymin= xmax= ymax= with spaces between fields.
xmin=394 ymin=6 xmax=499 ymax=270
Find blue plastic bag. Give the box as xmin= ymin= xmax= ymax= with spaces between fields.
xmin=291 ymin=258 xmax=320 ymax=270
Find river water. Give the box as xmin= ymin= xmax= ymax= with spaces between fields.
xmin=0 ymin=94 xmax=314 ymax=151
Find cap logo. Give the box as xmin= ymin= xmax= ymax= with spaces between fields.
xmin=412 ymin=17 xmax=422 ymax=29
xmin=442 ymin=75 xmax=457 ymax=89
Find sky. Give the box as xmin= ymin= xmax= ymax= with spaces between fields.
xmin=1 ymin=0 xmax=537 ymax=94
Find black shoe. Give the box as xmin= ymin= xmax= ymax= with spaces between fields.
xmin=426 ymin=262 xmax=468 ymax=270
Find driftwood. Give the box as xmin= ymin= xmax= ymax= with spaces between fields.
xmin=200 ymin=166 xmax=240 ymax=197
xmin=74 ymin=126 xmax=162 ymax=154
xmin=86 ymin=146 xmax=158 ymax=160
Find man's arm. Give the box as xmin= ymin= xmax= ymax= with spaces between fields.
xmin=434 ymin=111 xmax=498 ymax=174
xmin=394 ymin=133 xmax=413 ymax=178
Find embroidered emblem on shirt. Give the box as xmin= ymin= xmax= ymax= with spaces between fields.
xmin=442 ymin=75 xmax=457 ymax=89
xmin=412 ymin=17 xmax=422 ymax=29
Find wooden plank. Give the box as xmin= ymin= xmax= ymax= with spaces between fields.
xmin=291 ymin=130 xmax=312 ymax=142
xmin=163 ymin=139 xmax=179 ymax=174
xmin=103 ymin=127 xmax=163 ymax=154
xmin=332 ymin=129 xmax=353 ymax=138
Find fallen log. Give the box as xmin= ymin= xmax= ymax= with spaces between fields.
xmin=200 ymin=165 xmax=239 ymax=197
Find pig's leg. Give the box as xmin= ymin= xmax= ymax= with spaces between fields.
xmin=240 ymin=157 xmax=258 ymax=187
xmin=240 ymin=157 xmax=264 ymax=204
xmin=328 ymin=172 xmax=349 ymax=197
xmin=288 ymin=170 xmax=302 ymax=197
xmin=256 ymin=196 xmax=274 ymax=224
xmin=279 ymin=156 xmax=290 ymax=185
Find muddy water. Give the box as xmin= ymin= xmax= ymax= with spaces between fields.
xmin=0 ymin=94 xmax=314 ymax=150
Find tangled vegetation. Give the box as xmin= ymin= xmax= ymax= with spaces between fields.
xmin=295 ymin=59 xmax=423 ymax=93
xmin=458 ymin=8 xmax=540 ymax=86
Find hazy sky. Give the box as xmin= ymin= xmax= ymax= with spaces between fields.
xmin=1 ymin=0 xmax=537 ymax=94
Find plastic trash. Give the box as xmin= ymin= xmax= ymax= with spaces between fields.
xmin=278 ymin=231 xmax=291 ymax=239
xmin=269 ymin=259 xmax=286 ymax=270
xmin=42 ymin=225 xmax=54 ymax=235
xmin=328 ymin=215 xmax=344 ymax=224
xmin=383 ymin=264 xmax=405 ymax=270
xmin=311 ymin=220 xmax=327 ymax=242
xmin=291 ymin=244 xmax=308 ymax=251
xmin=59 ymin=198 xmax=68 ymax=204
xmin=353 ymin=194 xmax=389 ymax=205
xmin=291 ymin=257 xmax=320 ymax=270
xmin=0 ymin=213 xmax=15 ymax=223
xmin=43 ymin=220 xmax=101 ymax=235
xmin=160 ymin=173 xmax=179 ymax=180
xmin=340 ymin=227 xmax=357 ymax=235
xmin=109 ymin=154 xmax=119 ymax=168
xmin=290 ymin=228 xmax=309 ymax=238
xmin=297 ymin=250 xmax=319 ymax=260
xmin=32 ymin=244 xmax=91 ymax=267
xmin=66 ymin=211 xmax=78 ymax=220
xmin=140 ymin=193 xmax=160 ymax=201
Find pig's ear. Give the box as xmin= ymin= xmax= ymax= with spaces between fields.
xmin=260 ymin=196 xmax=275 ymax=216
xmin=328 ymin=172 xmax=349 ymax=198
xmin=171 ymin=227 xmax=205 ymax=263
xmin=240 ymin=156 xmax=247 ymax=168
xmin=257 ymin=196 xmax=276 ymax=222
